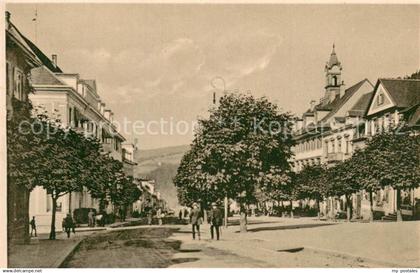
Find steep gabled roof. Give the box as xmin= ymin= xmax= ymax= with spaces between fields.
xmin=348 ymin=91 xmax=374 ymax=117
xmin=379 ymin=79 xmax=420 ymax=108
xmin=407 ymin=105 xmax=420 ymax=127
xmin=31 ymin=66 xmax=66 ymax=86
xmin=319 ymin=78 xmax=373 ymax=122
xmin=6 ymin=21 xmax=41 ymax=67
xmin=21 ymin=33 xmax=63 ymax=73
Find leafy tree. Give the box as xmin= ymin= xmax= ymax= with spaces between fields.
xmin=174 ymin=93 xmax=295 ymax=232
xmin=349 ymin=127 xmax=419 ymax=221
xmin=110 ymin=175 xmax=141 ymax=221
xmin=27 ymin=111 xmax=107 ymax=239
xmin=294 ymin=164 xmax=327 ymax=218
xmin=326 ymin=160 xmax=360 ymax=221
xmin=7 ymin=99 xmax=41 ymax=243
xmin=404 ymin=70 xmax=420 ymax=79
xmin=87 ymin=155 xmax=124 ymax=213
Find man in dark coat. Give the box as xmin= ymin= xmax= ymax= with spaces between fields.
xmin=30 ymin=216 xmax=37 ymax=237
xmin=63 ymin=214 xmax=75 ymax=238
xmin=208 ymin=202 xmax=223 ymax=240
xmin=179 ymin=209 xmax=183 ymax=220
xmin=189 ymin=203 xmax=203 ymax=240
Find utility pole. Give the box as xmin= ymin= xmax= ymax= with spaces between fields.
xmin=32 ymin=7 xmax=38 ymax=44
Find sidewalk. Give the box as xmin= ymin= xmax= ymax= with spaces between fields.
xmin=8 ymin=230 xmax=98 ymax=268
xmin=169 ymin=216 xmax=420 ymax=267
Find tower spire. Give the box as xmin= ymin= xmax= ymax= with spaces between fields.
xmin=324 ymin=43 xmax=343 ymax=104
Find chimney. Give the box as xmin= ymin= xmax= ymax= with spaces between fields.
xmin=340 ymin=81 xmax=346 ymax=98
xmin=5 ymin=11 xmax=11 ymax=30
xmin=104 ymin=109 xmax=111 ymax=120
xmin=100 ymin=103 xmax=105 ymax=115
xmin=310 ymin=100 xmax=316 ymax=112
xmin=110 ymin=111 xmax=114 ymax=123
xmin=51 ymin=54 xmax=57 ymax=68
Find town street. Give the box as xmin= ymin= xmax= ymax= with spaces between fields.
xmin=55 ymin=217 xmax=419 ymax=268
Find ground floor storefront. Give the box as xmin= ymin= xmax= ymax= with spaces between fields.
xmin=318 ymin=187 xmax=420 ymax=221
xmin=29 ymin=186 xmax=105 ymax=233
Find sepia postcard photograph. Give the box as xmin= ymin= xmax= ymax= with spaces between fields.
xmin=2 ymin=1 xmax=420 ymax=271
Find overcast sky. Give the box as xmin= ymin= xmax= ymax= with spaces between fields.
xmin=6 ymin=4 xmax=420 ymax=149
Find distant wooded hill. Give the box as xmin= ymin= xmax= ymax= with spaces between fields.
xmin=133 ymin=145 xmax=190 ymax=209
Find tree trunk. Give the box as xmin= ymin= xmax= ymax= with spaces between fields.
xmin=331 ymin=197 xmax=335 ymax=220
xmin=224 ymin=194 xmax=228 ymax=228
xmin=317 ymin=199 xmax=321 ymax=220
xmin=99 ymin=198 xmax=106 ymax=214
xmin=281 ymin=201 xmax=284 ymax=217
xmin=369 ymin=190 xmax=374 ymax=222
xmin=289 ymin=199 xmax=294 ymax=218
xmin=23 ymin=190 xmax=31 ymax=244
xmin=396 ymin=188 xmax=403 ymax=222
xmin=49 ymin=195 xmax=58 ymax=240
xmin=345 ymin=194 xmax=352 ymax=222
xmin=239 ymin=203 xmax=247 ymax=233
xmin=411 ymin=188 xmax=416 ymax=220
xmin=68 ymin=192 xmax=72 ymax=214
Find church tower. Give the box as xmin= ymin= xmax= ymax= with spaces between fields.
xmin=323 ymin=44 xmax=343 ymax=104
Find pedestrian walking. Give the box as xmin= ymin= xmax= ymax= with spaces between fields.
xmin=146 ymin=206 xmax=153 ymax=225
xmin=208 ymin=202 xmax=223 ymax=240
xmin=63 ymin=213 xmax=75 ymax=238
xmin=189 ymin=203 xmax=203 ymax=240
xmin=178 ymin=209 xmax=183 ymax=220
xmin=30 ymin=216 xmax=37 ymax=237
xmin=88 ymin=209 xmax=94 ymax=227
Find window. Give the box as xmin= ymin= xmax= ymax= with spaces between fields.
xmin=6 ymin=63 xmax=10 ymax=95
xmin=332 ymin=76 xmax=338 ymax=86
xmin=372 ymin=119 xmax=377 ymax=135
xmin=56 ymin=201 xmax=62 ymax=212
xmin=377 ymin=93 xmax=384 ymax=106
xmin=13 ymin=68 xmax=24 ymax=101
xmin=383 ymin=114 xmax=388 ymax=130
xmin=68 ymin=107 xmax=72 ymax=126
xmin=338 ymin=139 xmax=342 ymax=152
xmin=46 ymin=193 xmax=51 ymax=212
xmin=345 ymin=140 xmax=349 ymax=154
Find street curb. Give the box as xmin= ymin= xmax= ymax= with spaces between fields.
xmin=51 ymin=238 xmax=84 ymax=268
xmin=304 ymin=246 xmax=410 ymax=268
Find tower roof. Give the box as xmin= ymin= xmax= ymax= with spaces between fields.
xmin=326 ymin=44 xmax=341 ymax=68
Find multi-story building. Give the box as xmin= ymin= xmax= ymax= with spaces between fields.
xmin=132 ymin=179 xmax=157 ymax=213
xmin=292 ymin=45 xmax=374 ymax=218
xmin=24 ymin=49 xmax=126 ymax=231
xmin=122 ymin=143 xmax=138 ymax=177
xmin=293 ymin=46 xmax=373 ymax=170
xmin=6 ymin=11 xmax=43 ymax=244
xmin=353 ymin=78 xmax=420 ymax=219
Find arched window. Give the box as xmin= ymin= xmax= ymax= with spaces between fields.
xmin=332 ymin=76 xmax=338 ymax=86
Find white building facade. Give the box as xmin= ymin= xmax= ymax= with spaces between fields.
xmin=28 ymin=57 xmax=126 ymax=231
xmin=292 ymin=45 xmax=374 ymax=218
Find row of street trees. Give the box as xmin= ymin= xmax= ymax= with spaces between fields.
xmin=8 ymin=100 xmax=141 ymax=240
xmin=174 ymin=93 xmax=420 ymax=232
xmin=174 ymin=93 xmax=295 ymax=232
xmin=295 ymin=127 xmax=420 ymax=221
